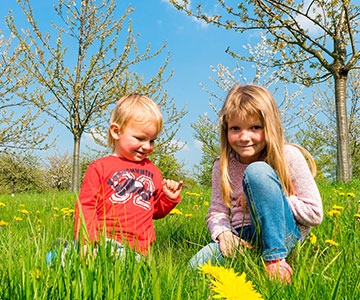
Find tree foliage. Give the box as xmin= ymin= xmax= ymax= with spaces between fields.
xmin=0 ymin=30 xmax=53 ymax=150
xmin=170 ymin=0 xmax=360 ymax=182
xmin=7 ymin=0 xmax=186 ymax=192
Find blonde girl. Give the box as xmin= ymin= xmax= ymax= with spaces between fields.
xmin=189 ymin=85 xmax=323 ymax=283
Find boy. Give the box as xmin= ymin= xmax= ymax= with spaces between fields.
xmin=74 ymin=94 xmax=182 ymax=255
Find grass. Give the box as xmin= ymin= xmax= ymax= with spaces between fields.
xmin=0 ymin=180 xmax=359 ymax=299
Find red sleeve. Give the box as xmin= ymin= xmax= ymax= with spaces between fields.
xmin=153 ymin=191 xmax=181 ymax=219
xmin=74 ymin=162 xmax=103 ymax=243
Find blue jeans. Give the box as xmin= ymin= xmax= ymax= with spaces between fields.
xmin=189 ymin=162 xmax=300 ymax=270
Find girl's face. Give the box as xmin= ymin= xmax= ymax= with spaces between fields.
xmin=110 ymin=118 xmax=158 ymax=162
xmin=227 ymin=113 xmax=266 ymax=164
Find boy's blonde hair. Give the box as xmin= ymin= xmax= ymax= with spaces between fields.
xmin=219 ymin=85 xmax=316 ymax=208
xmin=108 ymin=94 xmax=163 ymax=151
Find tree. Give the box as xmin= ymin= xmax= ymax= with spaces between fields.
xmin=0 ymin=150 xmax=45 ymax=193
xmin=7 ymin=0 xmax=186 ymax=192
xmin=170 ymin=0 xmax=360 ymax=182
xmin=0 ymin=30 xmax=53 ymax=150
xmin=295 ymin=69 xmax=360 ymax=178
xmin=192 ymin=34 xmax=310 ymax=186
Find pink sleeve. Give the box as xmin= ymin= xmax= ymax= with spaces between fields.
xmin=286 ymin=145 xmax=323 ymax=227
xmin=206 ymin=159 xmax=232 ymax=241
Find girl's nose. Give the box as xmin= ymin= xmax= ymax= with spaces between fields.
xmin=239 ymin=130 xmax=250 ymax=141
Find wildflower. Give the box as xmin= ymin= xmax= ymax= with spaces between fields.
xmin=332 ymin=205 xmax=344 ymax=210
xmin=36 ymin=210 xmax=40 ymax=214
xmin=31 ymin=269 xmax=41 ymax=279
xmin=309 ymin=232 xmax=317 ymax=245
xmin=328 ymin=210 xmax=341 ymax=217
xmin=339 ymin=187 xmax=343 ymax=190
xmin=333 ymin=189 xmax=338 ymax=194
xmin=169 ymin=208 xmax=182 ymax=215
xmin=347 ymin=192 xmax=355 ymax=198
xmin=185 ymin=192 xmax=201 ymax=197
xmin=0 ymin=220 xmax=9 ymax=226
xmin=204 ymin=201 xmax=209 ymax=206
xmin=18 ymin=209 xmax=29 ymax=215
xmin=185 ymin=214 xmax=193 ymax=218
xmin=354 ymin=213 xmax=360 ymax=218
xmin=53 ymin=207 xmax=59 ymax=211
xmin=20 ymin=204 xmax=25 ymax=207
xmin=325 ymin=240 xmax=339 ymax=247
xmin=14 ymin=216 xmax=23 ymax=221
xmin=193 ymin=203 xmax=199 ymax=208
xmin=199 ymin=261 xmax=263 ymax=300
xmin=339 ymin=192 xmax=345 ymax=196
xmin=0 ymin=202 xmax=6 ymax=207
xmin=54 ymin=214 xmax=59 ymax=218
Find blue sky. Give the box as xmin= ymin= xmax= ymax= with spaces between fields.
xmin=0 ymin=0 xmax=262 ymax=171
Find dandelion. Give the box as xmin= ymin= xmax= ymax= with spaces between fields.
xmin=20 ymin=204 xmax=25 ymax=207
xmin=169 ymin=208 xmax=182 ymax=215
xmin=185 ymin=192 xmax=201 ymax=197
xmin=199 ymin=261 xmax=263 ymax=300
xmin=193 ymin=203 xmax=199 ymax=208
xmin=347 ymin=192 xmax=355 ymax=198
xmin=14 ymin=216 xmax=23 ymax=221
xmin=333 ymin=189 xmax=339 ymax=194
xmin=328 ymin=210 xmax=341 ymax=217
xmin=185 ymin=214 xmax=193 ymax=218
xmin=354 ymin=213 xmax=360 ymax=218
xmin=0 ymin=202 xmax=6 ymax=207
xmin=309 ymin=232 xmax=317 ymax=245
xmin=31 ymin=269 xmax=41 ymax=279
xmin=332 ymin=205 xmax=344 ymax=210
xmin=53 ymin=207 xmax=59 ymax=211
xmin=18 ymin=209 xmax=29 ymax=215
xmin=204 ymin=201 xmax=209 ymax=206
xmin=36 ymin=210 xmax=40 ymax=214
xmin=0 ymin=220 xmax=9 ymax=226
xmin=54 ymin=214 xmax=59 ymax=218
xmin=325 ymin=240 xmax=339 ymax=247
xmin=339 ymin=192 xmax=345 ymax=196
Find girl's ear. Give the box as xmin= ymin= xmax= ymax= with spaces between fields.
xmin=109 ymin=123 xmax=121 ymax=140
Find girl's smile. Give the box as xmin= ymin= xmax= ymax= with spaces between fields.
xmin=227 ymin=114 xmax=266 ymax=164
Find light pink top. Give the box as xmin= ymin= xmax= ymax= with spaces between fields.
xmin=206 ymin=144 xmax=323 ymax=242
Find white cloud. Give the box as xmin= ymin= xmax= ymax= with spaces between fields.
xmin=194 ymin=139 xmax=203 ymax=150
xmin=295 ymin=0 xmax=324 ymax=35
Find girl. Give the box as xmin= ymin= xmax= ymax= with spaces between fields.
xmin=189 ymin=85 xmax=323 ymax=283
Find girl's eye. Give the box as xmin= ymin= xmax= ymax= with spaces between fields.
xmin=251 ymin=125 xmax=262 ymax=130
xmin=230 ymin=126 xmax=240 ymax=131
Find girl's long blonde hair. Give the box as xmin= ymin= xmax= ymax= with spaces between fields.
xmin=219 ymin=85 xmax=316 ymax=208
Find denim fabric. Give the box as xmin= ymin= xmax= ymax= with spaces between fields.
xmin=243 ymin=162 xmax=300 ymax=261
xmin=189 ymin=161 xmax=300 ymax=270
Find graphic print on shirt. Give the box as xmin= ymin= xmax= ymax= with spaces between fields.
xmin=107 ymin=170 xmax=155 ymax=211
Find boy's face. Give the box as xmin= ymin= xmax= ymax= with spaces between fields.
xmin=111 ymin=118 xmax=158 ymax=162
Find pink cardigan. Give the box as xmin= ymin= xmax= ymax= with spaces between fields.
xmin=206 ymin=144 xmax=323 ymax=242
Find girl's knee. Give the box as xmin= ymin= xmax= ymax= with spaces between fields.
xmin=244 ymin=161 xmax=273 ymax=182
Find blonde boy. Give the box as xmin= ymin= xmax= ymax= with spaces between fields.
xmin=74 ymin=94 xmax=182 ymax=255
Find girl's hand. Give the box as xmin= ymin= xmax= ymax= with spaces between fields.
xmin=236 ymin=194 xmax=247 ymax=211
xmin=162 ymin=179 xmax=183 ymax=200
xmin=217 ymin=230 xmax=253 ymax=257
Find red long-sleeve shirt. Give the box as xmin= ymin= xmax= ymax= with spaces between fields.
xmin=74 ymin=155 xmax=181 ymax=254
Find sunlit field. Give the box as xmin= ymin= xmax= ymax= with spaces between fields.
xmin=0 ymin=180 xmax=359 ymax=299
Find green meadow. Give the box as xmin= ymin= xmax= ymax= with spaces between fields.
xmin=0 ymin=180 xmax=359 ymax=299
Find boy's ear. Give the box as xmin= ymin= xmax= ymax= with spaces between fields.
xmin=109 ymin=123 xmax=121 ymax=140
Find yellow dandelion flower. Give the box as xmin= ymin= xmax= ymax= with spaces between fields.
xmin=54 ymin=214 xmax=59 ymax=218
xmin=354 ymin=213 xmax=360 ymax=218
xmin=53 ymin=207 xmax=59 ymax=211
xmin=193 ymin=203 xmax=199 ymax=208
xmin=347 ymin=192 xmax=355 ymax=198
xmin=67 ymin=209 xmax=75 ymax=213
xmin=333 ymin=189 xmax=338 ymax=194
xmin=37 ymin=219 xmax=42 ymax=223
xmin=328 ymin=210 xmax=341 ymax=217
xmin=204 ymin=201 xmax=209 ymax=206
xmin=309 ymin=232 xmax=317 ymax=245
xmin=339 ymin=192 xmax=345 ymax=196
xmin=325 ymin=240 xmax=339 ymax=247
xmin=18 ymin=209 xmax=29 ymax=215
xmin=0 ymin=202 xmax=6 ymax=207
xmin=199 ymin=262 xmax=263 ymax=300
xmin=0 ymin=220 xmax=9 ymax=226
xmin=332 ymin=205 xmax=344 ymax=210
xmin=14 ymin=216 xmax=23 ymax=221
xmin=20 ymin=204 xmax=25 ymax=207
xmin=185 ymin=214 xmax=193 ymax=218
xmin=339 ymin=187 xmax=343 ymax=190
xmin=169 ymin=208 xmax=182 ymax=215
xmin=36 ymin=210 xmax=40 ymax=214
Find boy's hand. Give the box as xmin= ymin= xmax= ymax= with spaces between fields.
xmin=162 ymin=179 xmax=183 ymax=200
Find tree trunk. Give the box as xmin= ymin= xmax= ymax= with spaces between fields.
xmin=334 ymin=74 xmax=352 ymax=182
xmin=71 ymin=135 xmax=81 ymax=193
